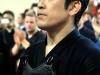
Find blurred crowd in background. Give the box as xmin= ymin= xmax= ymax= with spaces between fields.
xmin=0 ymin=0 xmax=100 ymax=75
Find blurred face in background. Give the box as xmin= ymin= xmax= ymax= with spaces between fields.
xmin=3 ymin=14 xmax=14 ymax=23
xmin=96 ymin=8 xmax=100 ymax=24
xmin=3 ymin=14 xmax=15 ymax=29
xmin=24 ymin=16 xmax=36 ymax=33
xmin=0 ymin=15 xmax=3 ymax=29
xmin=0 ymin=18 xmax=10 ymax=29
xmin=97 ymin=8 xmax=100 ymax=19
xmin=17 ymin=14 xmax=24 ymax=25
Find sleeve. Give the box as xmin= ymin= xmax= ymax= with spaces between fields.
xmin=16 ymin=44 xmax=35 ymax=75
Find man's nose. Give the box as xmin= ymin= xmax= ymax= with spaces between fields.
xmin=38 ymin=0 xmax=45 ymax=9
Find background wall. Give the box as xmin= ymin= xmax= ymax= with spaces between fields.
xmin=0 ymin=0 xmax=38 ymax=17
xmin=0 ymin=0 xmax=99 ymax=17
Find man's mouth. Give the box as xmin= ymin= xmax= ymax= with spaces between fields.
xmin=37 ymin=13 xmax=47 ymax=17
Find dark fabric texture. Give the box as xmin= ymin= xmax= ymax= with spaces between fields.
xmin=79 ymin=20 xmax=98 ymax=43
xmin=17 ymin=29 xmax=100 ymax=75
xmin=1 ymin=29 xmax=15 ymax=49
xmin=0 ymin=29 xmax=16 ymax=75
xmin=18 ymin=55 xmax=55 ymax=75
xmin=15 ymin=30 xmax=45 ymax=61
xmin=27 ymin=30 xmax=46 ymax=45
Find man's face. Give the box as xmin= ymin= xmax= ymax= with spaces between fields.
xmin=24 ymin=16 xmax=36 ymax=32
xmin=3 ymin=14 xmax=14 ymax=23
xmin=97 ymin=8 xmax=100 ymax=19
xmin=37 ymin=0 xmax=68 ymax=30
xmin=17 ymin=15 xmax=24 ymax=25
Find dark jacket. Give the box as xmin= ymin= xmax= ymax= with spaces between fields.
xmin=18 ymin=29 xmax=100 ymax=75
xmin=27 ymin=30 xmax=46 ymax=45
xmin=16 ymin=30 xmax=46 ymax=60
xmin=79 ymin=20 xmax=98 ymax=43
xmin=0 ymin=29 xmax=15 ymax=50
xmin=0 ymin=29 xmax=16 ymax=75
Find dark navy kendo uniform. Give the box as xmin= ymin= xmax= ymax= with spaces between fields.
xmin=18 ymin=29 xmax=100 ymax=75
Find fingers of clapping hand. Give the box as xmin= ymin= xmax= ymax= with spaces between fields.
xmin=14 ymin=29 xmax=26 ymax=45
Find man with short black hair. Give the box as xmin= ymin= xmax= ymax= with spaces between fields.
xmin=0 ymin=10 xmax=16 ymax=75
xmin=16 ymin=0 xmax=100 ymax=75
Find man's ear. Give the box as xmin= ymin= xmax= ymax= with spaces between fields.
xmin=68 ymin=1 xmax=82 ymax=16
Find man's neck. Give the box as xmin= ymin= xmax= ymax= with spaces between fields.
xmin=27 ymin=27 xmax=40 ymax=39
xmin=6 ymin=28 xmax=13 ymax=33
xmin=47 ymin=20 xmax=75 ymax=46
xmin=45 ymin=18 xmax=75 ymax=56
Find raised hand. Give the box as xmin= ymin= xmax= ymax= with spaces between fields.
xmin=14 ymin=29 xmax=30 ymax=49
xmin=14 ymin=29 xmax=26 ymax=45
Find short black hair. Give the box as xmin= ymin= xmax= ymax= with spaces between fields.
xmin=97 ymin=3 xmax=100 ymax=10
xmin=64 ymin=0 xmax=89 ymax=26
xmin=24 ymin=9 xmax=29 ymax=16
xmin=31 ymin=3 xmax=37 ymax=9
xmin=3 ymin=10 xmax=14 ymax=18
xmin=0 ymin=12 xmax=2 ymax=17
xmin=20 ymin=13 xmax=25 ymax=20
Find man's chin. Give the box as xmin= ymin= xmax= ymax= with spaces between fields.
xmin=38 ymin=24 xmax=45 ymax=29
xmin=27 ymin=30 xmax=34 ymax=34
